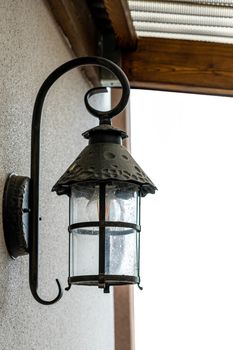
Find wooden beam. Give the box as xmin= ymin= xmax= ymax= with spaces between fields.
xmin=122 ymin=37 xmax=233 ymax=96
xmin=111 ymin=88 xmax=131 ymax=149
xmin=103 ymin=0 xmax=137 ymax=49
xmin=114 ymin=286 xmax=135 ymax=350
xmin=112 ymin=88 xmax=134 ymax=350
xmin=47 ymin=0 xmax=99 ymax=85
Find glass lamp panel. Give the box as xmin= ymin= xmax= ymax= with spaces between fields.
xmin=69 ymin=183 xmax=141 ymax=278
xmin=105 ymin=227 xmax=140 ymax=277
xmin=70 ymin=227 xmax=99 ymax=276
xmin=70 ymin=184 xmax=99 ymax=224
xmin=105 ymin=184 xmax=140 ymax=224
xmin=70 ymin=185 xmax=99 ymax=276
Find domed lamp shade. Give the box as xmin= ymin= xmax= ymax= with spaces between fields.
xmin=2 ymin=56 xmax=156 ymax=304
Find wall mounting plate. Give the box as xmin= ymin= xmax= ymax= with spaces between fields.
xmin=2 ymin=173 xmax=30 ymax=259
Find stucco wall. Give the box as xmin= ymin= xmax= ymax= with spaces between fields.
xmin=0 ymin=1 xmax=114 ymax=349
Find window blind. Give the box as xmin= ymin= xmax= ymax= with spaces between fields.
xmin=128 ymin=0 xmax=233 ymax=43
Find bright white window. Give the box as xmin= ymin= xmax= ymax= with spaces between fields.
xmin=131 ymin=90 xmax=233 ymax=350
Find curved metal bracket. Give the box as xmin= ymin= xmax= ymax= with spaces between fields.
xmin=29 ymin=57 xmax=130 ymax=304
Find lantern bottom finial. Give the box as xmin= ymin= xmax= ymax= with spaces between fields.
xmin=68 ymin=275 xmax=140 ymax=293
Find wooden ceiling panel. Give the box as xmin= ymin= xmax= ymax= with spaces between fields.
xmin=122 ymin=37 xmax=233 ymax=96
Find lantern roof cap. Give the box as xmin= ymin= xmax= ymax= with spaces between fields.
xmin=52 ymin=142 xmax=157 ymax=197
xmin=82 ymin=124 xmax=128 ymax=140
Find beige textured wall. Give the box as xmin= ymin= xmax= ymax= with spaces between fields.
xmin=0 ymin=1 xmax=114 ymax=349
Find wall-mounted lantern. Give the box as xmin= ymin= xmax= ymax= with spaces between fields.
xmin=2 ymin=57 xmax=156 ymax=305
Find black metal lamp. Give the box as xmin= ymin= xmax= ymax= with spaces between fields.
xmin=2 ymin=57 xmax=156 ymax=305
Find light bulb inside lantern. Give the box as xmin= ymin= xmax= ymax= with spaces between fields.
xmin=86 ymin=187 xmax=122 ymax=221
